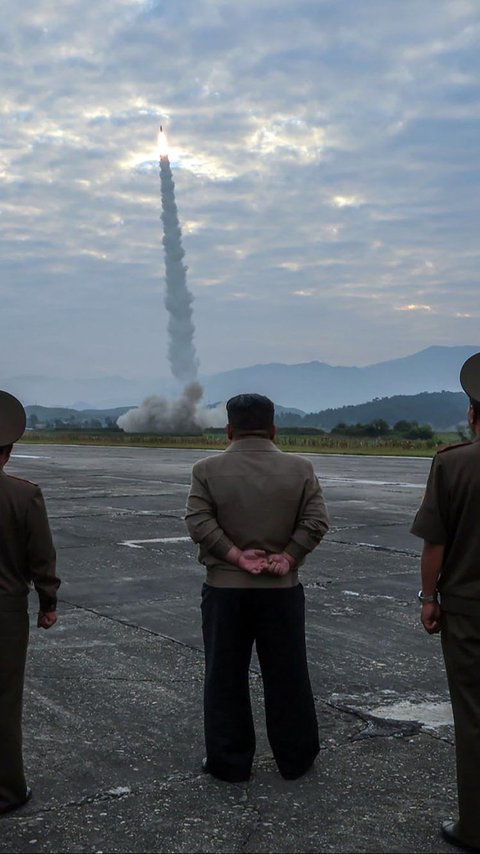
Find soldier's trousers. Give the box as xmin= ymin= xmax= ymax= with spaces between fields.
xmin=0 ymin=599 xmax=29 ymax=812
xmin=201 ymin=583 xmax=319 ymax=782
xmin=442 ymin=612 xmax=480 ymax=848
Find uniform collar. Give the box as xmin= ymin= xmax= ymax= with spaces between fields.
xmin=225 ymin=437 xmax=280 ymax=452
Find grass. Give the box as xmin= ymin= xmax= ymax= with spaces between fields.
xmin=18 ymin=429 xmax=456 ymax=457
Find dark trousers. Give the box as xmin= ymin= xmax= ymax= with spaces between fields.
xmin=442 ymin=613 xmax=480 ymax=848
xmin=201 ymin=583 xmax=319 ymax=782
xmin=0 ymin=601 xmax=29 ymax=811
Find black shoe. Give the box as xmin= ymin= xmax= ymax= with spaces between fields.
xmin=441 ymin=821 xmax=480 ymax=852
xmin=280 ymin=761 xmax=315 ymax=781
xmin=0 ymin=786 xmax=32 ymax=816
xmin=201 ymin=757 xmax=250 ymax=783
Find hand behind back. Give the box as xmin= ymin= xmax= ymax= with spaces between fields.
xmin=238 ymin=549 xmax=268 ymax=574
xmin=266 ymin=554 xmax=293 ymax=576
xmin=238 ymin=550 xmax=296 ymax=576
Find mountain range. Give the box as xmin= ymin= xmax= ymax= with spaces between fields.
xmin=25 ymin=392 xmax=467 ymax=432
xmin=3 ymin=345 xmax=478 ymax=412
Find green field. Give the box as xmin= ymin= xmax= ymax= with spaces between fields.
xmin=18 ymin=429 xmax=463 ymax=457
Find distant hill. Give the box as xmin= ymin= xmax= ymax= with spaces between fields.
xmin=201 ymin=345 xmax=479 ymax=411
xmin=25 ymin=405 xmax=131 ymax=428
xmin=2 ymin=345 xmax=479 ymax=411
xmin=276 ymin=391 xmax=468 ymax=432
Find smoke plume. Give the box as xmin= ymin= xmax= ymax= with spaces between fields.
xmin=117 ymin=382 xmax=225 ymax=433
xmin=118 ymin=136 xmax=219 ymax=435
xmin=160 ymin=152 xmax=198 ymax=383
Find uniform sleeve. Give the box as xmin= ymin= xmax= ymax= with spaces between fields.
xmin=410 ymin=455 xmax=448 ymax=544
xmin=284 ymin=465 xmax=329 ymax=562
xmin=185 ymin=464 xmax=234 ymax=559
xmin=26 ymin=487 xmax=60 ymax=611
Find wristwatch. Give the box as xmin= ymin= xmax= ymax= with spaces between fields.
xmin=417 ymin=590 xmax=438 ymax=604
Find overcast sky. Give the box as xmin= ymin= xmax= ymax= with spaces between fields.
xmin=2 ymin=0 xmax=479 ymax=382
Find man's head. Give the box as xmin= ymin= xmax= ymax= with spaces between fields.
xmin=226 ymin=393 xmax=275 ymax=440
xmin=0 ymin=391 xmax=26 ymax=468
xmin=460 ymin=353 xmax=480 ymax=435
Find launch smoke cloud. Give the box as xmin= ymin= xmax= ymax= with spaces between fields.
xmin=117 ymin=382 xmax=225 ymax=433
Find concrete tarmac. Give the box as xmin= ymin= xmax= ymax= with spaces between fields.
xmin=1 ymin=445 xmax=457 ymax=853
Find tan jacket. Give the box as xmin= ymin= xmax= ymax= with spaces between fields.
xmin=0 ymin=470 xmax=59 ymax=610
xmin=185 ymin=437 xmax=329 ymax=587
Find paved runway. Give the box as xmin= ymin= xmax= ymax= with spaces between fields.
xmin=1 ymin=445 xmax=456 ymax=853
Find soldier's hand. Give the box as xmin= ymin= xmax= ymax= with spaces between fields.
xmin=238 ymin=549 xmax=268 ymax=574
xmin=37 ymin=611 xmax=57 ymax=629
xmin=421 ymin=602 xmax=441 ymax=634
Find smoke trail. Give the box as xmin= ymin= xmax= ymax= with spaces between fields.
xmin=117 ymin=382 xmax=226 ymax=433
xmin=160 ymin=151 xmax=199 ymax=382
xmin=118 ymin=131 xmax=215 ymax=435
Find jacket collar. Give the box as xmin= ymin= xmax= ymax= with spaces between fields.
xmin=225 ymin=436 xmax=280 ymax=453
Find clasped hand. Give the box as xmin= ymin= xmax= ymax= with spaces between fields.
xmin=238 ymin=549 xmax=293 ymax=576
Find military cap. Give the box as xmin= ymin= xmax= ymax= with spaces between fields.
xmin=0 ymin=390 xmax=26 ymax=446
xmin=460 ymin=353 xmax=480 ymax=403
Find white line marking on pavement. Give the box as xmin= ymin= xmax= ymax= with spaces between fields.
xmin=119 ymin=536 xmax=191 ymax=549
xmin=324 ymin=477 xmax=423 ymax=488
xmin=13 ymin=454 xmax=49 ymax=459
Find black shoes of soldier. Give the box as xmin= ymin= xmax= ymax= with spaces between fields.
xmin=441 ymin=820 xmax=480 ymax=852
xmin=0 ymin=786 xmax=32 ymax=816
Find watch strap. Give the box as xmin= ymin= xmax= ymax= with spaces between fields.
xmin=417 ymin=590 xmax=438 ymax=604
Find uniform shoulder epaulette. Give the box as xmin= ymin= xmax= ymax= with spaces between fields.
xmin=437 ymin=440 xmax=472 ymax=454
xmin=6 ymin=474 xmax=39 ymax=487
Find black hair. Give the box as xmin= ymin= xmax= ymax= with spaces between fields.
xmin=0 ymin=443 xmax=13 ymax=455
xmin=226 ymin=394 xmax=274 ymax=433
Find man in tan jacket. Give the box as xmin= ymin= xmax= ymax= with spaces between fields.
xmin=186 ymin=393 xmax=329 ymax=782
xmin=0 ymin=391 xmax=59 ymax=814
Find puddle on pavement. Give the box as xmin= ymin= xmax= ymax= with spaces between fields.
xmin=368 ymin=700 xmax=453 ymax=729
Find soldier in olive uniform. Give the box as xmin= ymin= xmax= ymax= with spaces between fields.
xmin=0 ymin=391 xmax=60 ymax=815
xmin=411 ymin=353 xmax=480 ymax=851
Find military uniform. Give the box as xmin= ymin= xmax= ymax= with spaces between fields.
xmin=411 ymin=353 xmax=480 ymax=849
xmin=186 ymin=434 xmax=329 ymax=782
xmin=0 ymin=391 xmax=59 ymax=814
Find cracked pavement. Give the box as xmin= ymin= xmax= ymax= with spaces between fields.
xmin=1 ymin=445 xmax=457 ymax=853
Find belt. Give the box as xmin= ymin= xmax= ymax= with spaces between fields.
xmin=206 ymin=565 xmax=299 ymax=589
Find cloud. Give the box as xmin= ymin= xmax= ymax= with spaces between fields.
xmin=0 ymin=0 xmax=479 ymax=384
xmin=396 ymin=304 xmax=433 ymax=312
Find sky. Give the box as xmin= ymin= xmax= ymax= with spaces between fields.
xmin=2 ymin=0 xmax=479 ymax=383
